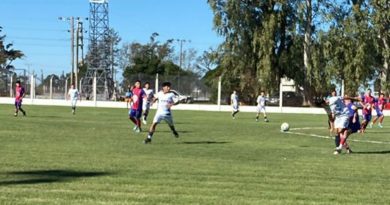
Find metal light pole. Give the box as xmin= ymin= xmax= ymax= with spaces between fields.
xmin=176 ymin=39 xmax=189 ymax=90
xmin=59 ymin=17 xmax=74 ymax=86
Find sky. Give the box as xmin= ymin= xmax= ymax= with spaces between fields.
xmin=0 ymin=0 xmax=223 ymax=77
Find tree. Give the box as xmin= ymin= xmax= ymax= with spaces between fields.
xmin=0 ymin=26 xmax=24 ymax=72
xmin=208 ymin=0 xmax=300 ymax=103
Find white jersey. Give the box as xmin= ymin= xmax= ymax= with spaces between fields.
xmin=257 ymin=95 xmax=266 ymax=106
xmin=328 ymin=96 xmax=349 ymax=117
xmin=156 ymin=91 xmax=175 ymax=115
xmin=143 ymin=88 xmax=154 ymax=103
xmin=68 ymin=88 xmax=79 ymax=100
xmin=231 ymin=93 xmax=238 ymax=105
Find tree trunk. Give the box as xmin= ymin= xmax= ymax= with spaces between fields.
xmin=380 ymin=36 xmax=389 ymax=93
xmin=303 ymin=0 xmax=312 ymax=106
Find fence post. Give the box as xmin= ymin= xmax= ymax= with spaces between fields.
xmin=217 ymin=75 xmax=222 ymax=111
xmin=9 ymin=75 xmax=13 ymax=97
xmin=155 ymin=73 xmax=159 ymax=93
xmin=279 ymin=80 xmax=283 ymax=112
xmin=65 ymin=77 xmax=69 ymax=100
xmin=30 ymin=75 xmax=33 ymax=102
xmin=50 ymin=75 xmax=53 ymax=100
xmin=93 ymin=73 xmax=97 ymax=106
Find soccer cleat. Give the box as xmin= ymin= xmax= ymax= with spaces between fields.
xmin=346 ymin=148 xmax=353 ymax=154
xmin=135 ymin=127 xmax=142 ymax=133
xmin=256 ymin=119 xmax=259 ymax=122
xmin=14 ymin=113 xmax=18 ymax=117
xmin=264 ymin=119 xmax=269 ymax=122
xmin=22 ymin=111 xmax=26 ymax=116
xmin=368 ymin=123 xmax=373 ymax=128
xmin=142 ymin=119 xmax=147 ymax=125
xmin=173 ymin=131 xmax=179 ymax=138
xmin=333 ymin=150 xmax=341 ymax=155
xmin=143 ymin=138 xmax=152 ymax=144
xmin=378 ymin=123 xmax=383 ymax=128
xmin=133 ymin=126 xmax=138 ymax=131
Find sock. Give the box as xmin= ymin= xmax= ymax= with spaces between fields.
xmin=148 ymin=132 xmax=154 ymax=139
xmin=335 ymin=135 xmax=340 ymax=147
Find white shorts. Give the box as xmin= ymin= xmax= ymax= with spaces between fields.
xmin=143 ymin=102 xmax=151 ymax=111
xmin=71 ymin=99 xmax=77 ymax=107
xmin=232 ymin=103 xmax=239 ymax=112
xmin=257 ymin=105 xmax=266 ymax=114
xmin=334 ymin=115 xmax=349 ymax=129
xmin=153 ymin=113 xmax=174 ymax=126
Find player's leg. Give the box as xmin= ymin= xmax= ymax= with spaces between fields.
xmin=71 ymin=99 xmax=77 ymax=114
xmin=142 ymin=103 xmax=150 ymax=124
xmin=165 ymin=115 xmax=178 ymax=138
xmin=144 ymin=114 xmax=162 ymax=144
xmin=376 ymin=111 xmax=384 ymax=128
xmin=135 ymin=110 xmax=142 ymax=132
xmin=14 ymin=101 xmax=19 ymax=116
xmin=129 ymin=109 xmax=138 ymax=129
xmin=255 ymin=106 xmax=260 ymax=121
xmin=18 ymin=102 xmax=26 ymax=116
xmin=262 ymin=107 xmax=268 ymax=122
xmin=379 ymin=115 xmax=384 ymax=127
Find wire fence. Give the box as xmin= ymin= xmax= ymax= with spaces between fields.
xmin=0 ymin=73 xmax=213 ymax=103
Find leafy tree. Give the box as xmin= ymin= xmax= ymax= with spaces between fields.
xmin=0 ymin=26 xmax=24 ymax=72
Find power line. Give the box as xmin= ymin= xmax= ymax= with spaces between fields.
xmin=7 ymin=36 xmax=70 ymax=42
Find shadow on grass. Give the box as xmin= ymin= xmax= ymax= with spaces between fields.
xmin=352 ymin=150 xmax=390 ymax=154
xmin=0 ymin=169 xmax=113 ymax=186
xmin=180 ymin=141 xmax=231 ymax=145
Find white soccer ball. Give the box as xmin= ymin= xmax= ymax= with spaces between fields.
xmin=281 ymin=122 xmax=289 ymax=132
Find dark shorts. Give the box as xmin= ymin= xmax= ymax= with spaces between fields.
xmin=349 ymin=119 xmax=361 ymax=133
xmin=15 ymin=100 xmax=22 ymax=108
xmin=129 ymin=109 xmax=142 ymax=119
xmin=376 ymin=109 xmax=383 ymax=117
xmin=363 ymin=114 xmax=372 ymax=122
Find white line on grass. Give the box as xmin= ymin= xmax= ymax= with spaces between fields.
xmin=285 ymin=128 xmax=390 ymax=145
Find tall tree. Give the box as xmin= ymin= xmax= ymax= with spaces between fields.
xmin=209 ymin=0 xmax=299 ymax=103
xmin=0 ymin=27 xmax=24 ymax=72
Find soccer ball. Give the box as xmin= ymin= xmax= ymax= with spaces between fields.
xmin=281 ymin=122 xmax=289 ymax=132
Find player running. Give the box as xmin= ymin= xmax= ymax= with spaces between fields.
xmin=129 ymin=80 xmax=146 ymax=133
xmin=142 ymin=82 xmax=154 ymax=125
xmin=326 ymin=90 xmax=350 ymax=154
xmin=371 ymin=93 xmax=386 ymax=128
xmin=14 ymin=80 xmax=26 ymax=117
xmin=256 ymin=91 xmax=269 ymax=122
xmin=231 ymin=90 xmax=239 ymax=119
xmin=342 ymin=95 xmax=361 ymax=153
xmin=360 ymin=89 xmax=375 ymax=132
xmin=67 ymin=84 xmax=80 ymax=115
xmin=144 ymin=82 xmax=179 ymax=144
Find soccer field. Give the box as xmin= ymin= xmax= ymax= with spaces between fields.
xmin=1 ymin=104 xmax=390 ymax=205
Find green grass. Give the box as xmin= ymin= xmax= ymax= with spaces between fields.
xmin=0 ymin=104 xmax=390 ymax=205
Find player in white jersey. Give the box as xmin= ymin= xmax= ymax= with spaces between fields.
xmin=256 ymin=91 xmax=269 ymax=122
xmin=142 ymin=82 xmax=154 ymax=125
xmin=326 ymin=90 xmax=351 ymax=154
xmin=67 ymin=84 xmax=80 ymax=115
xmin=231 ymin=90 xmax=239 ymax=119
xmin=144 ymin=82 xmax=179 ymax=144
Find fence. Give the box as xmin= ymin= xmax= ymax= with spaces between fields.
xmin=122 ymin=73 xmax=212 ymax=102
xmin=1 ymin=73 xmax=213 ymax=102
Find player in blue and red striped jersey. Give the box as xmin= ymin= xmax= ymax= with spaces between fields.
xmin=342 ymin=95 xmax=361 ymax=153
xmin=128 ymin=80 xmax=146 ymax=133
xmin=14 ymin=80 xmax=26 ymax=117
xmin=360 ymin=89 xmax=375 ymax=133
xmin=371 ymin=93 xmax=386 ymax=128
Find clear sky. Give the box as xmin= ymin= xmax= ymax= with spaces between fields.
xmin=0 ymin=0 xmax=223 ymax=77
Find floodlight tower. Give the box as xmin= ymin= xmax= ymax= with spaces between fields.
xmin=82 ymin=0 xmax=113 ymax=100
